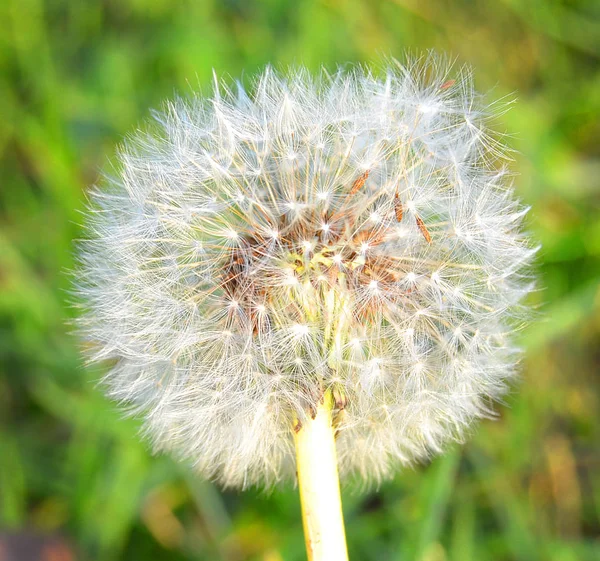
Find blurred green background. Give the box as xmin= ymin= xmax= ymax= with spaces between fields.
xmin=1 ymin=1 xmax=599 ymax=560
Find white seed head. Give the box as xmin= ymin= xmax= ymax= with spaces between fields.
xmin=76 ymin=57 xmax=536 ymax=488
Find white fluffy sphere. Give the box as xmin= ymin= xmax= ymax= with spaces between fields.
xmin=77 ymin=58 xmax=535 ymax=487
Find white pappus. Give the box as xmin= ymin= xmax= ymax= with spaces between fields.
xmin=76 ymin=56 xmax=536 ymax=488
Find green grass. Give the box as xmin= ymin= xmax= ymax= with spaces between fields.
xmin=1 ymin=1 xmax=599 ymax=559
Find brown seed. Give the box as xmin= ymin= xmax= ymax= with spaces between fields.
xmin=416 ymin=215 xmax=432 ymax=243
xmin=350 ymin=170 xmax=370 ymax=195
xmin=440 ymin=79 xmax=456 ymax=90
xmin=332 ymin=385 xmax=347 ymax=410
xmin=394 ymin=191 xmax=404 ymax=222
xmin=328 ymin=267 xmax=338 ymax=285
xmin=352 ymin=228 xmax=384 ymax=246
xmin=293 ymin=419 xmax=303 ymax=433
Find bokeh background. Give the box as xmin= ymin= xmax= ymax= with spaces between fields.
xmin=1 ymin=1 xmax=599 ymax=560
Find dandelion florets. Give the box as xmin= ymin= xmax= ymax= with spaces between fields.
xmin=77 ymin=57 xmax=536 ymax=487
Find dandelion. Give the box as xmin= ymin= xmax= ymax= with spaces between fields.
xmin=76 ymin=56 xmax=536 ymax=560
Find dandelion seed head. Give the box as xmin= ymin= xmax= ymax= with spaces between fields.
xmin=76 ymin=56 xmax=535 ymax=488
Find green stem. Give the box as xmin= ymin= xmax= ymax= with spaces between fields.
xmin=293 ymin=392 xmax=349 ymax=561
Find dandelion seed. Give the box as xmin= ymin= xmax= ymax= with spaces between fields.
xmin=416 ymin=215 xmax=432 ymax=243
xmin=350 ymin=170 xmax=370 ymax=195
xmin=394 ymin=191 xmax=404 ymax=222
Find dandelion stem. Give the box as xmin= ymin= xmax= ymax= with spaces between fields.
xmin=293 ymin=391 xmax=348 ymax=561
